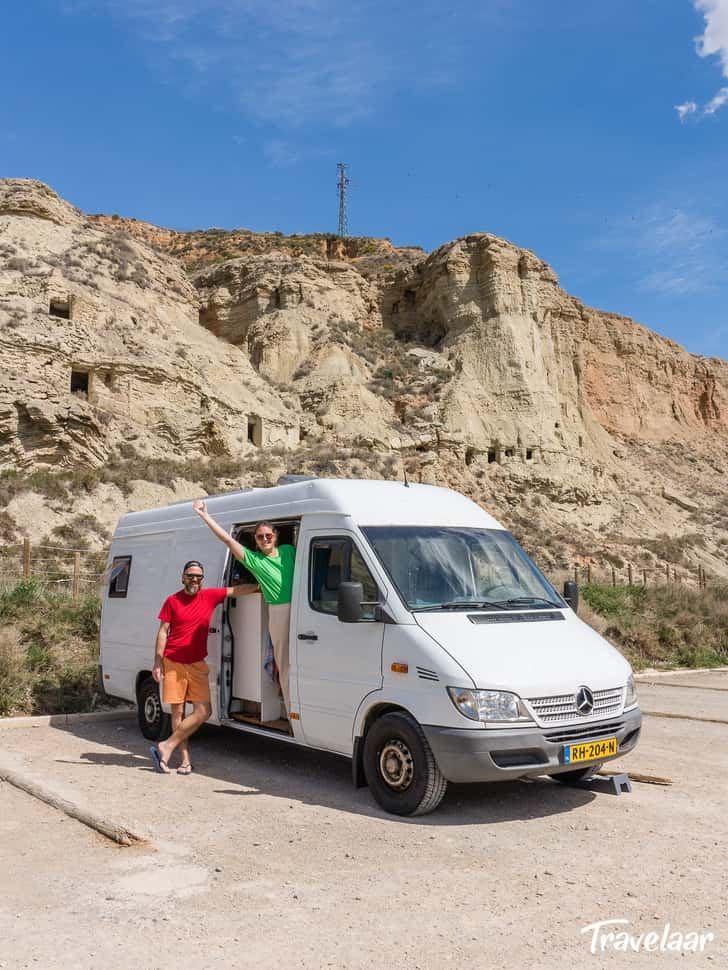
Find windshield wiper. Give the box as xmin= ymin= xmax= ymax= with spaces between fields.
xmin=412 ymin=600 xmax=510 ymax=613
xmin=499 ymin=596 xmax=564 ymax=609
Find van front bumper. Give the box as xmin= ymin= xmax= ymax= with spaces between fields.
xmin=422 ymin=706 xmax=642 ymax=783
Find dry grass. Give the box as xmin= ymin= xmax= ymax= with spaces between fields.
xmin=0 ymin=581 xmax=105 ymax=716
xmin=581 ymin=582 xmax=728 ymax=670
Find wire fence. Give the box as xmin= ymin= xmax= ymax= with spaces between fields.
xmin=558 ymin=560 xmax=710 ymax=590
xmin=0 ymin=538 xmax=713 ymax=601
xmin=0 ymin=539 xmax=107 ymax=597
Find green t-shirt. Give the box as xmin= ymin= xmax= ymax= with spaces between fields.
xmin=241 ymin=544 xmax=295 ymax=605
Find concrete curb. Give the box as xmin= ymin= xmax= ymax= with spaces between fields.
xmin=0 ymin=708 xmax=135 ymax=730
xmin=635 ymin=666 xmax=728 ymax=679
xmin=642 ymin=709 xmax=728 ymax=726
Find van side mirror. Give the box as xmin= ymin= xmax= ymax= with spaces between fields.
xmin=337 ymin=581 xmax=364 ymax=623
xmin=563 ymin=580 xmax=579 ymax=612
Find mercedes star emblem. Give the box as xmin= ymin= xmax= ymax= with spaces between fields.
xmin=575 ymin=686 xmax=594 ymax=715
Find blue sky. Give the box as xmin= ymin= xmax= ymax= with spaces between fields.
xmin=2 ymin=0 xmax=728 ymax=359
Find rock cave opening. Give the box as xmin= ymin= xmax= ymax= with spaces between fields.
xmin=70 ymin=369 xmax=90 ymax=396
xmin=49 ymin=298 xmax=70 ymax=320
xmin=247 ymin=415 xmax=262 ymax=447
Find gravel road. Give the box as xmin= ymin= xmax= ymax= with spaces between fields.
xmin=0 ymin=670 xmax=726 ymax=970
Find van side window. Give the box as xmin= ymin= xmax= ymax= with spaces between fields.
xmin=108 ymin=556 xmax=132 ymax=598
xmin=309 ymin=538 xmax=378 ymax=619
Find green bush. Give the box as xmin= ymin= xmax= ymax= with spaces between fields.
xmin=0 ymin=582 xmax=102 ymax=716
xmin=581 ymin=583 xmax=646 ymax=621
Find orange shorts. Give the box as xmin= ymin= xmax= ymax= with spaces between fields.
xmin=162 ymin=658 xmax=211 ymax=705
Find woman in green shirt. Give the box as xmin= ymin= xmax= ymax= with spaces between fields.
xmin=193 ymin=500 xmax=295 ymax=715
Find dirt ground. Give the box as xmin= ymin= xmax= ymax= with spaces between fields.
xmin=0 ymin=671 xmax=726 ymax=970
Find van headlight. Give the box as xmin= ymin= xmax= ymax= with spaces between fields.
xmin=624 ymin=674 xmax=638 ymax=709
xmin=447 ymin=687 xmax=532 ymax=723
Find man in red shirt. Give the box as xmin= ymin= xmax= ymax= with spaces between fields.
xmin=149 ymin=559 xmax=257 ymax=774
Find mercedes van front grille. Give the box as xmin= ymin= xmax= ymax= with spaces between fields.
xmin=527 ymin=687 xmax=623 ymax=723
xmin=416 ymin=666 xmax=439 ymax=682
xmin=544 ymin=720 xmax=625 ymax=743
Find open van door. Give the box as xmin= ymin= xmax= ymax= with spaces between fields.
xmin=294 ymin=531 xmax=384 ymax=754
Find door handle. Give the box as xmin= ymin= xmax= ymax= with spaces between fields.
xmin=297 ymin=633 xmax=318 ymax=641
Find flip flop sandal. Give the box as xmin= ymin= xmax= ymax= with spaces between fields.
xmin=149 ymin=745 xmax=170 ymax=774
xmin=177 ymin=763 xmax=193 ymax=775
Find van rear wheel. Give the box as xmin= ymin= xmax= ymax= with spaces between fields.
xmin=137 ymin=675 xmax=171 ymax=741
xmin=363 ymin=712 xmax=447 ymax=816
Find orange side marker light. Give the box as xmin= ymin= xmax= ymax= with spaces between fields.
xmin=391 ymin=662 xmax=409 ymax=674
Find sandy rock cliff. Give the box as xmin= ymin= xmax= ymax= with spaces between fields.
xmin=1 ymin=178 xmax=727 ymax=577
xmin=0 ymin=179 xmax=298 ymax=471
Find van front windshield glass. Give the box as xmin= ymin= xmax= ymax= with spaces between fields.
xmin=361 ymin=526 xmax=563 ymax=612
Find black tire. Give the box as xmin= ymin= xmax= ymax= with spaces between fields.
xmin=137 ymin=675 xmax=172 ymax=741
xmin=552 ymin=763 xmax=602 ymax=784
xmin=363 ymin=712 xmax=447 ymax=816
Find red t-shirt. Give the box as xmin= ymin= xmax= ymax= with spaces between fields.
xmin=158 ymin=587 xmax=228 ymax=664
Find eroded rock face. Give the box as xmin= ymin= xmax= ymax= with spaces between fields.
xmin=195 ymin=254 xmax=379 ymax=381
xmin=0 ymin=181 xmax=298 ymax=469
xmin=382 ymin=233 xmax=728 ymax=453
xmin=0 ymin=179 xmax=82 ymax=226
xmin=2 ymin=179 xmax=728 ymax=577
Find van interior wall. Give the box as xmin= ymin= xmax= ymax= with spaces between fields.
xmin=225 ymin=519 xmax=300 ymax=724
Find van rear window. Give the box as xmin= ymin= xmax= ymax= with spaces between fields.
xmin=108 ymin=556 xmax=132 ymax=598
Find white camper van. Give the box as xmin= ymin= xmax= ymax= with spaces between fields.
xmin=100 ymin=478 xmax=641 ymax=816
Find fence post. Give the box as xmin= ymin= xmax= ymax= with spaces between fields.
xmin=611 ymin=566 xmax=616 ymax=587
xmin=23 ymin=538 xmax=31 ymax=580
xmin=665 ymin=562 xmax=670 ymax=584
xmin=587 ymin=563 xmax=592 ymax=583
xmin=574 ymin=564 xmax=580 ymax=586
xmin=628 ymin=563 xmax=633 ymax=586
xmin=642 ymin=568 xmax=647 ymax=587
xmin=72 ymin=552 xmax=81 ymax=599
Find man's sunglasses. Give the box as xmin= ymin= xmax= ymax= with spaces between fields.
xmin=184 ymin=573 xmax=204 ymax=580
xmin=256 ymin=533 xmax=275 ymax=540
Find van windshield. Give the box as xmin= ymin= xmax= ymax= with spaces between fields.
xmin=361 ymin=526 xmax=563 ymax=612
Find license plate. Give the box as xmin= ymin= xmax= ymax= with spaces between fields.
xmin=563 ymin=737 xmax=618 ymax=764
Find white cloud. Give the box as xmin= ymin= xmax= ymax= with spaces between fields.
xmin=694 ymin=0 xmax=728 ymax=76
xmin=637 ymin=208 xmax=726 ymax=294
xmin=681 ymin=0 xmax=728 ymax=117
xmin=66 ymin=0 xmax=486 ymax=128
xmin=674 ymin=100 xmax=698 ymax=120
xmin=600 ymin=206 xmax=727 ymax=296
xmin=704 ymin=84 xmax=728 ymax=112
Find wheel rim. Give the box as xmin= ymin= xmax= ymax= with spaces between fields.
xmin=379 ymin=739 xmax=414 ymax=791
xmin=144 ymin=691 xmax=160 ymax=727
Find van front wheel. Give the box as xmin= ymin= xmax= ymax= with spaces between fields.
xmin=363 ymin=712 xmax=447 ymax=816
xmin=137 ymin=676 xmax=171 ymax=741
